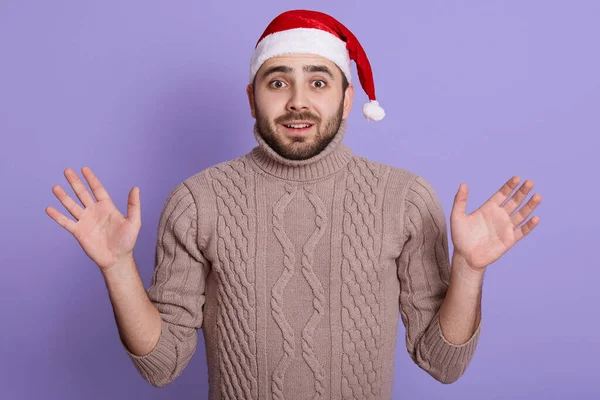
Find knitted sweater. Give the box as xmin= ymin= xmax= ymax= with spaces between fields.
xmin=120 ymin=119 xmax=481 ymax=399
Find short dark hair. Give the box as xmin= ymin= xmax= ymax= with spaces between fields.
xmin=341 ymin=69 xmax=349 ymax=93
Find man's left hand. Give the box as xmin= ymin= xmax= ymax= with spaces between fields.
xmin=449 ymin=176 xmax=542 ymax=272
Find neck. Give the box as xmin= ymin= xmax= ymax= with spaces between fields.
xmin=250 ymin=119 xmax=353 ymax=182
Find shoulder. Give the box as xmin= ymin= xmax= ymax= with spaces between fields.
xmin=354 ymin=154 xmax=443 ymax=217
xmin=159 ymin=155 xmax=250 ymax=249
xmin=176 ymin=153 xmax=252 ymax=193
xmin=347 ymin=154 xmax=426 ymax=197
xmin=347 ymin=154 xmax=422 ymax=184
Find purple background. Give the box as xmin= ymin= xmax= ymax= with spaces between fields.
xmin=1 ymin=0 xmax=598 ymax=399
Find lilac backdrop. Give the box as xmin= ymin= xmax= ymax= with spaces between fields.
xmin=1 ymin=0 xmax=598 ymax=399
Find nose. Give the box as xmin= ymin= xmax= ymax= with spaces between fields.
xmin=286 ymin=85 xmax=309 ymax=113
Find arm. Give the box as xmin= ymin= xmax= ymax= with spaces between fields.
xmin=46 ymin=168 xmax=209 ymax=387
xmin=438 ymin=252 xmax=484 ymax=346
xmin=102 ymin=255 xmax=162 ymax=357
xmin=441 ymin=175 xmax=541 ymax=343
xmin=396 ymin=176 xmax=481 ymax=384
xmin=113 ymin=182 xmax=210 ymax=388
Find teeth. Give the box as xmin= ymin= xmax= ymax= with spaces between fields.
xmin=285 ymin=124 xmax=311 ymax=128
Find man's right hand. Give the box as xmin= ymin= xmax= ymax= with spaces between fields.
xmin=45 ymin=166 xmax=142 ymax=271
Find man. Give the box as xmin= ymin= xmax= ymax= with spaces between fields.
xmin=46 ymin=9 xmax=542 ymax=399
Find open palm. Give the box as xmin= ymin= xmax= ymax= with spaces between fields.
xmin=45 ymin=166 xmax=141 ymax=270
xmin=450 ymin=176 xmax=542 ymax=271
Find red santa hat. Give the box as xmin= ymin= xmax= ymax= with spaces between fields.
xmin=249 ymin=9 xmax=385 ymax=121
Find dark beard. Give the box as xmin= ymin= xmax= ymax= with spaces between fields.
xmin=254 ymin=97 xmax=345 ymax=161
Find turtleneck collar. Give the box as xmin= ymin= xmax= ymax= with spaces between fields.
xmin=249 ymin=119 xmax=353 ymax=182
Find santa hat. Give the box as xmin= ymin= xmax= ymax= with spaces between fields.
xmin=249 ymin=9 xmax=385 ymax=121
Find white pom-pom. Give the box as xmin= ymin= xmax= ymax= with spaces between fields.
xmin=363 ymin=100 xmax=385 ymax=121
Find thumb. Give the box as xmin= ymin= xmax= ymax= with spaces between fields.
xmin=451 ymin=183 xmax=468 ymax=218
xmin=127 ymin=186 xmax=141 ymax=225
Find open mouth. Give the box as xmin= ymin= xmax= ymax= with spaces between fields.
xmin=281 ymin=123 xmax=315 ymax=135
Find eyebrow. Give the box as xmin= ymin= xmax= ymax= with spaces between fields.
xmin=260 ymin=64 xmax=336 ymax=80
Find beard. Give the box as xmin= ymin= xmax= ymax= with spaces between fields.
xmin=254 ymin=96 xmax=345 ymax=161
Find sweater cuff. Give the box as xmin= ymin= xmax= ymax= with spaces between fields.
xmin=422 ymin=309 xmax=481 ymax=366
xmin=119 ymin=318 xmax=177 ymax=385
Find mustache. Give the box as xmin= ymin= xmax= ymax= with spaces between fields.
xmin=275 ymin=112 xmax=321 ymax=124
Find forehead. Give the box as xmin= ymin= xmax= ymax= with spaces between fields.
xmin=257 ymin=54 xmax=341 ymax=76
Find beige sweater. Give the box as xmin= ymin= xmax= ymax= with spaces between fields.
xmin=120 ymin=119 xmax=481 ymax=399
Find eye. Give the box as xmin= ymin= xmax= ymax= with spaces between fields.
xmin=311 ymin=80 xmax=327 ymax=89
xmin=269 ymin=80 xmax=287 ymax=89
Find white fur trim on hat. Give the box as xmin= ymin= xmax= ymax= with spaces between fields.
xmin=249 ymin=28 xmax=352 ymax=84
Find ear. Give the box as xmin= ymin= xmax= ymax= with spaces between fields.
xmin=342 ymin=83 xmax=355 ymax=119
xmin=246 ymin=84 xmax=256 ymax=118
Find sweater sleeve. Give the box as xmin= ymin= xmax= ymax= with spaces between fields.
xmin=119 ymin=182 xmax=210 ymax=388
xmin=396 ymin=175 xmax=481 ymax=384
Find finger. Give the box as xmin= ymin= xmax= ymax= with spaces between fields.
xmin=64 ymin=168 xmax=96 ymax=208
xmin=127 ymin=187 xmax=141 ymax=225
xmin=511 ymin=193 xmax=542 ymax=227
xmin=81 ymin=166 xmax=113 ymax=203
xmin=45 ymin=205 xmax=77 ymax=234
xmin=514 ymin=215 xmax=540 ymax=242
xmin=488 ymin=176 xmax=521 ymax=207
xmin=52 ymin=184 xmax=85 ymax=220
xmin=451 ymin=183 xmax=468 ymax=218
xmin=503 ymin=179 xmax=535 ymax=215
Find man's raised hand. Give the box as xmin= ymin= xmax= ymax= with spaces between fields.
xmin=45 ymin=166 xmax=142 ymax=271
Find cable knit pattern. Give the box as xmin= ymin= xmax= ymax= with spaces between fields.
xmin=340 ymin=157 xmax=387 ymax=399
xmin=122 ymin=121 xmax=481 ymax=399
xmin=301 ymin=184 xmax=328 ymax=399
xmin=210 ymin=159 xmax=258 ymax=399
xmin=271 ymin=184 xmax=298 ymax=400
